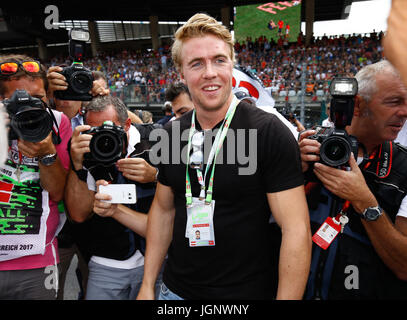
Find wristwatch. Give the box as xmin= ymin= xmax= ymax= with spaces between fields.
xmin=39 ymin=153 xmax=57 ymax=166
xmin=361 ymin=206 xmax=383 ymax=221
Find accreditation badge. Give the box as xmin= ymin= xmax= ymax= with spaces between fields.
xmin=186 ymin=197 xmax=215 ymax=247
xmin=312 ymin=216 xmax=341 ymax=250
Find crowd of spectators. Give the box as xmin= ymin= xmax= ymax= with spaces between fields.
xmin=45 ymin=31 xmax=384 ymax=104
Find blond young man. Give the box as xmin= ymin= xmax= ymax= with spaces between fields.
xmin=96 ymin=13 xmax=311 ymax=300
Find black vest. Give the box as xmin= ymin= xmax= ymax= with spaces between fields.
xmin=305 ymin=142 xmax=407 ymax=300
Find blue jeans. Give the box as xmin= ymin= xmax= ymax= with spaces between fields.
xmin=158 ymin=282 xmax=184 ymax=300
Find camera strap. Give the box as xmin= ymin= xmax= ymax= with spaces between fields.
xmin=360 ymin=141 xmax=392 ymax=179
xmin=45 ymin=103 xmax=62 ymax=145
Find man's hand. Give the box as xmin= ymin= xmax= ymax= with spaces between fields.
xmin=70 ymin=124 xmax=92 ymax=170
xmin=117 ymin=157 xmax=157 ymax=183
xmin=313 ymin=154 xmax=377 ymax=212
xmin=136 ymin=284 xmax=156 ymax=300
xmin=18 ymin=131 xmax=56 ymax=159
xmin=47 ymin=66 xmax=68 ymax=95
xmin=298 ymin=129 xmax=320 ymax=172
xmin=93 ymin=179 xmax=118 ymax=218
xmin=47 ymin=66 xmax=109 ymax=97
xmin=90 ymin=79 xmax=110 ymax=97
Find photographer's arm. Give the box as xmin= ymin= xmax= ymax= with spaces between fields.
xmin=294 ymin=119 xmax=305 ymax=132
xmin=93 ymin=180 xmax=147 ymax=237
xmin=383 ymin=0 xmax=407 ymax=88
xmin=64 ymin=125 xmax=95 ymax=222
xmin=18 ymin=132 xmax=68 ymax=202
xmin=65 ymin=167 xmax=95 ymax=223
xmin=116 ymin=157 xmax=158 ymax=183
xmin=313 ymin=156 xmax=407 ymax=280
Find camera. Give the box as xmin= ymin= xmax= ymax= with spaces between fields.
xmin=280 ymin=102 xmax=296 ymax=122
xmin=54 ymin=28 xmax=94 ymax=101
xmin=308 ymin=77 xmax=358 ymax=167
xmin=4 ymin=89 xmax=53 ymax=143
xmin=83 ymin=120 xmax=128 ymax=166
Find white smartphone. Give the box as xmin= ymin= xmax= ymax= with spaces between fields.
xmin=99 ymin=184 xmax=137 ymax=204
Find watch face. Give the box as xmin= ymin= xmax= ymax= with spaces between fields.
xmin=365 ymin=208 xmax=380 ymax=221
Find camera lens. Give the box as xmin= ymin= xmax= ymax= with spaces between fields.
xmin=71 ymin=71 xmax=93 ymax=94
xmin=89 ymin=131 xmax=122 ymax=164
xmin=12 ymin=109 xmax=53 ymax=142
xmin=320 ymin=136 xmax=351 ymax=167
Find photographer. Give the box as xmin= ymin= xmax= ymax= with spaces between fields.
xmin=0 ymin=54 xmax=71 ymax=299
xmin=64 ymin=95 xmax=158 ymax=300
xmin=164 ymin=82 xmax=194 ymax=119
xmin=300 ymin=60 xmax=407 ymax=299
xmin=0 ymin=102 xmax=8 ymax=164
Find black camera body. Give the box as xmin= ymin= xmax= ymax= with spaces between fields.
xmin=83 ymin=121 xmax=128 ymax=167
xmin=54 ymin=63 xmax=93 ymax=101
xmin=309 ymin=126 xmax=358 ymax=167
xmin=4 ymin=89 xmax=53 ymax=143
xmin=309 ymin=77 xmax=359 ymax=167
xmin=54 ymin=28 xmax=93 ymax=101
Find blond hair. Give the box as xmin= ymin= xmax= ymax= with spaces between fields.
xmin=171 ymin=13 xmax=235 ymax=72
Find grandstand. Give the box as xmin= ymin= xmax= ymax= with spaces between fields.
xmin=0 ymin=0 xmax=382 ymax=128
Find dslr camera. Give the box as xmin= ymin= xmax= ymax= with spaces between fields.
xmin=280 ymin=102 xmax=297 ymax=123
xmin=54 ymin=28 xmax=94 ymax=101
xmin=4 ymin=89 xmax=53 ymax=143
xmin=83 ymin=121 xmax=128 ymax=167
xmin=308 ymin=77 xmax=358 ymax=167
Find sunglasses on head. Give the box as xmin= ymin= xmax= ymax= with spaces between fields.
xmin=190 ymin=131 xmax=204 ymax=170
xmin=0 ymin=61 xmax=41 ymax=75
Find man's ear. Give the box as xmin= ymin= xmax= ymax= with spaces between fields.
xmin=353 ymin=95 xmax=363 ymax=117
xmin=179 ymin=69 xmax=186 ymax=84
xmin=124 ymin=117 xmax=132 ymax=132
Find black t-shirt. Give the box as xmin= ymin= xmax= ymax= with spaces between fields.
xmin=158 ymin=101 xmax=304 ymax=299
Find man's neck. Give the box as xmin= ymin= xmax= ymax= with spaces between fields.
xmin=195 ymin=96 xmax=234 ymax=130
xmin=347 ymin=125 xmax=381 ymax=157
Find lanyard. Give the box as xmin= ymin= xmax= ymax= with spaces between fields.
xmin=185 ymin=97 xmax=239 ymax=206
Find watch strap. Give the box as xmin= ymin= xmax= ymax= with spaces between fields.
xmin=39 ymin=153 xmax=57 ymax=166
xmin=361 ymin=205 xmax=383 ymax=221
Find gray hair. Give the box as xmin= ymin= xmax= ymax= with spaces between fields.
xmin=84 ymin=95 xmax=128 ymax=126
xmin=355 ymin=59 xmax=400 ymax=102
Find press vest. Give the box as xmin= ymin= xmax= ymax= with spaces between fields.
xmin=305 ymin=141 xmax=407 ymax=300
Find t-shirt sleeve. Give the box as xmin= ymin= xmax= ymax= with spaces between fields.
xmin=397 ymin=195 xmax=407 ymax=218
xmin=156 ymin=122 xmax=173 ymax=187
xmin=259 ymin=115 xmax=304 ymax=193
